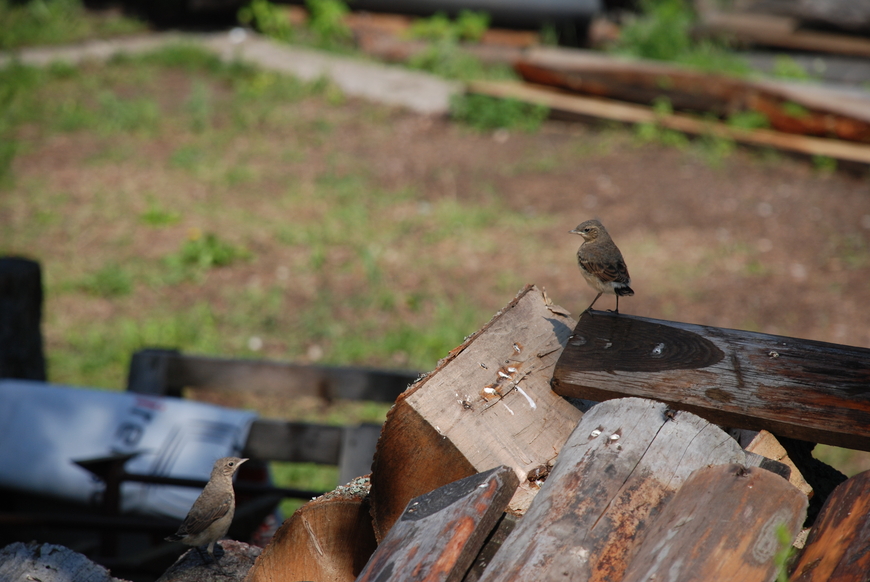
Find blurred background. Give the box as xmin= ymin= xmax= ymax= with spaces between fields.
xmin=2 ymin=0 xmax=870 ymax=537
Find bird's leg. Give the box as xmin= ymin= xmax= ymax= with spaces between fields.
xmin=208 ymin=542 xmax=230 ymax=576
xmin=584 ymin=292 xmax=603 ymax=314
xmin=613 ymin=295 xmax=619 ymax=314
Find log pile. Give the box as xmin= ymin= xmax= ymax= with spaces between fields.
xmin=238 ymin=285 xmax=869 ymax=581
xmin=7 ymin=286 xmax=869 ymax=581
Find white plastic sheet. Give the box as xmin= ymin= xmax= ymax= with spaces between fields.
xmin=0 ymin=380 xmax=257 ymax=519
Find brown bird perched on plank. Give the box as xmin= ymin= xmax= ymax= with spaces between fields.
xmin=570 ymin=219 xmax=634 ymax=313
xmin=166 ymin=456 xmax=248 ymax=567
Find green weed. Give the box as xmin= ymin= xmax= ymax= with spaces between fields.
xmin=238 ymin=0 xmax=294 ymax=42
xmin=306 ymin=0 xmax=352 ymax=44
xmin=727 ymin=110 xmax=770 ymax=130
xmin=812 ymin=155 xmax=837 ymax=174
xmin=163 ymin=229 xmax=251 ymax=280
xmin=409 ymin=10 xmax=490 ymax=42
xmin=140 ymin=202 xmax=182 ymax=227
xmin=772 ymin=55 xmax=813 ymax=81
xmin=780 ymin=101 xmax=810 ymax=119
xmin=0 ymin=0 xmax=144 ymax=50
xmin=186 ymin=80 xmax=213 ymax=133
xmin=79 ymin=264 xmax=134 ymax=297
xmin=451 ymin=93 xmax=549 ymax=132
xmin=613 ymin=0 xmax=751 ymax=76
xmin=773 ymin=523 xmax=796 ymax=582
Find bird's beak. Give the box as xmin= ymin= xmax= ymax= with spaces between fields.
xmin=569 ymin=228 xmax=579 ymax=235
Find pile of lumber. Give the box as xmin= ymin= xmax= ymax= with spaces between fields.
xmin=238 ymin=285 xmax=870 ymax=582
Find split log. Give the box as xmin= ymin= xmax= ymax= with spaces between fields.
xmin=552 ymin=311 xmax=870 ymax=451
xmin=745 ymin=430 xmax=813 ymax=497
xmin=476 ymin=397 xmax=751 ymax=582
xmin=245 ymin=477 xmax=376 ymax=582
xmin=467 ymin=80 xmax=870 ymax=164
xmin=158 ymin=540 xmax=261 ymax=582
xmin=621 ymin=464 xmax=807 ymax=582
xmin=0 ymin=541 xmax=127 ymax=582
xmin=790 ymin=470 xmax=870 ymax=581
xmin=355 ymin=466 xmax=518 ymax=582
xmin=0 ymin=257 xmax=46 ymax=381
xmin=369 ymin=285 xmax=582 ymax=541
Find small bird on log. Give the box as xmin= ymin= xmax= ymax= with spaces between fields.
xmin=570 ymin=219 xmax=634 ymax=313
xmin=166 ymin=456 xmax=248 ymax=568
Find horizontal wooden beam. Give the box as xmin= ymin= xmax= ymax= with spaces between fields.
xmin=552 ymin=311 xmax=870 ymax=450
xmin=127 ymin=348 xmax=419 ymax=402
xmin=698 ymin=11 xmax=870 ymax=58
xmin=467 ymin=80 xmax=870 ymax=164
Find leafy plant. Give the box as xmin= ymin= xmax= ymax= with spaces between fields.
xmin=613 ymin=0 xmax=751 ymax=76
xmin=450 ymin=94 xmax=548 ymax=131
xmin=140 ymin=203 xmax=181 ymax=227
xmin=164 ymin=229 xmax=251 ymax=278
xmin=306 ymin=0 xmax=352 ymax=43
xmin=80 ymin=264 xmax=134 ymax=297
xmin=727 ymin=110 xmax=770 ymax=130
xmin=455 ymin=10 xmax=490 ymax=42
xmin=780 ymin=101 xmax=810 ymax=119
xmin=772 ymin=55 xmax=813 ymax=81
xmin=812 ymin=155 xmax=837 ymax=174
xmin=238 ymin=0 xmax=294 ymax=42
xmin=0 ymin=0 xmax=144 ymax=50
xmin=408 ymin=10 xmax=490 ymax=42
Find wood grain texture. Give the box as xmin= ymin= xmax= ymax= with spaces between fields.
xmin=370 ymin=285 xmax=582 ymax=540
xmin=552 ymin=311 xmax=870 ymax=450
xmin=245 ymin=478 xmax=376 ymax=582
xmin=476 ymin=397 xmax=748 ymax=582
xmin=790 ymin=470 xmax=870 ymax=582
xmin=622 ymin=464 xmax=807 ymax=582
xmin=356 ymin=466 xmax=518 ymax=582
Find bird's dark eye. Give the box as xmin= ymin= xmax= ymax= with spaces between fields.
xmin=228 ymin=462 xmax=235 ymax=466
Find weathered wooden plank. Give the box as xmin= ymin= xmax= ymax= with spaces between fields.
xmin=790 ymin=470 xmax=870 ymax=581
xmin=476 ymin=397 xmax=749 ymax=582
xmin=699 ymin=11 xmax=870 ymax=57
xmin=338 ymin=423 xmax=382 ymax=484
xmin=355 ymin=466 xmax=518 ymax=582
xmin=462 ymin=513 xmax=519 ymax=582
xmin=243 ymin=419 xmax=343 ymax=464
xmin=245 ymin=477 xmax=377 ymax=582
xmin=552 ymin=311 xmax=870 ymax=450
xmin=370 ymin=285 xmax=582 ymax=540
xmin=127 ymin=349 xmax=418 ymax=403
xmin=467 ymin=80 xmax=870 ymax=164
xmin=622 ymin=464 xmax=807 ymax=582
xmin=514 ymin=46 xmax=870 ymax=128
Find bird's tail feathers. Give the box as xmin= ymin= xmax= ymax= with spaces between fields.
xmin=615 ymin=285 xmax=634 ymax=297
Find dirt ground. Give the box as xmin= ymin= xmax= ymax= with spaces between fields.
xmin=279 ymin=108 xmax=870 ymax=348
